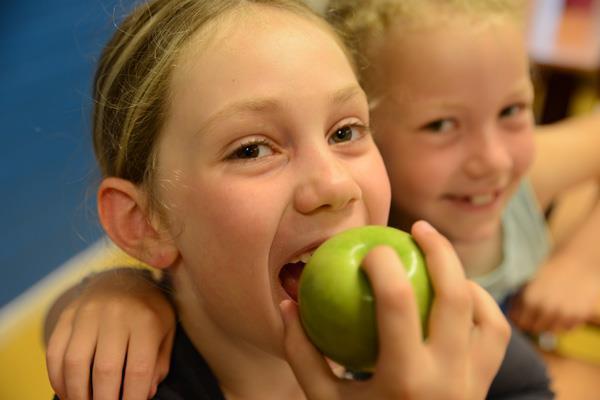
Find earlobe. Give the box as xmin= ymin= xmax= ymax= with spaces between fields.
xmin=98 ymin=177 xmax=179 ymax=269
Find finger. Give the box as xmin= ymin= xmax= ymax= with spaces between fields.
xmin=588 ymin=305 xmax=600 ymax=325
xmin=469 ymin=283 xmax=510 ymax=394
xmin=470 ymin=287 xmax=511 ymax=398
xmin=46 ymin=312 xmax=74 ymax=399
xmin=150 ymin=327 xmax=175 ymax=398
xmin=411 ymin=221 xmax=472 ymax=354
xmin=360 ymin=246 xmax=423 ymax=376
xmin=507 ymin=293 xmax=537 ymax=332
xmin=91 ymin=320 xmax=129 ymax=400
xmin=558 ymin=316 xmax=582 ymax=332
xmin=516 ymin=302 xmax=542 ymax=333
xmin=506 ymin=295 xmax=523 ymax=325
xmin=469 ymin=282 xmax=510 ymax=366
xmin=149 ymin=383 xmax=158 ymax=400
xmin=546 ymin=310 xmax=579 ymax=333
xmin=63 ymin=313 xmax=98 ymax=400
xmin=280 ymin=300 xmax=338 ymax=399
xmin=529 ymin=307 xmax=557 ymax=334
xmin=121 ymin=326 xmax=165 ymax=400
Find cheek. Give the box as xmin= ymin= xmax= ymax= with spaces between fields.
xmin=386 ymin=151 xmax=448 ymax=198
xmin=361 ymin=154 xmax=391 ymax=225
xmin=173 ymin=180 xmax=279 ymax=312
xmin=165 ymin=174 xmax=279 ymax=270
xmin=189 ymin=183 xmax=277 ymax=248
xmin=510 ymin=131 xmax=536 ymax=177
xmin=374 ymin=125 xmax=447 ymax=198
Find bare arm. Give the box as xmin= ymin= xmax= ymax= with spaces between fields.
xmin=512 ymin=112 xmax=600 ymax=333
xmin=45 ymin=267 xmax=176 ymax=400
xmin=530 ymin=111 xmax=600 ymax=210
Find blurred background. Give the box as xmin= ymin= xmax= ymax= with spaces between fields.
xmin=0 ymin=0 xmax=140 ymax=397
xmin=0 ymin=0 xmax=598 ymax=399
xmin=1 ymin=0 xmax=111 ymax=311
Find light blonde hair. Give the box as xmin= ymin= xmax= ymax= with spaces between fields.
xmin=325 ymin=0 xmax=526 ymax=91
xmin=93 ymin=0 xmax=345 ymax=214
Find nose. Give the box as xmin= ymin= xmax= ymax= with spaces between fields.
xmin=293 ymin=147 xmax=362 ymax=214
xmin=463 ymin=126 xmax=512 ymax=179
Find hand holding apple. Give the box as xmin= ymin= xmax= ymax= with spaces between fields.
xmin=298 ymin=225 xmax=432 ymax=372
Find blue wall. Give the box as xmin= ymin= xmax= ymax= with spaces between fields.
xmin=0 ymin=0 xmax=135 ymax=307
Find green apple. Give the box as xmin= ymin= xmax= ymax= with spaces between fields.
xmin=298 ymin=225 xmax=432 ymax=372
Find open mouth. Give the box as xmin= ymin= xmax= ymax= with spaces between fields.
xmin=278 ymin=250 xmax=315 ymax=302
xmin=279 ymin=261 xmax=305 ymax=302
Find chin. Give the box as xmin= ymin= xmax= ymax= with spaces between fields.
xmin=436 ymin=213 xmax=501 ymax=243
xmin=454 ymin=222 xmax=501 ymax=244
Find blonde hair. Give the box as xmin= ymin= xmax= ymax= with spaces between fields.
xmin=325 ymin=0 xmax=526 ymax=89
xmin=93 ymin=0 xmax=334 ymax=203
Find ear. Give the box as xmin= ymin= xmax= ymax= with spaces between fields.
xmin=98 ymin=177 xmax=179 ymax=269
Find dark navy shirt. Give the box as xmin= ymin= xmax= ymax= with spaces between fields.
xmin=54 ymin=323 xmax=553 ymax=399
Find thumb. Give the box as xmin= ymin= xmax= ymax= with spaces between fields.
xmin=279 ymin=300 xmax=337 ymax=398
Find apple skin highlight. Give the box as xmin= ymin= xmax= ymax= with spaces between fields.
xmin=298 ymin=225 xmax=432 ymax=372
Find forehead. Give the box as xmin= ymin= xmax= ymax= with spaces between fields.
xmin=172 ymin=4 xmax=348 ymax=81
xmin=166 ymin=5 xmax=358 ymax=122
xmin=373 ymin=19 xmax=529 ymax=98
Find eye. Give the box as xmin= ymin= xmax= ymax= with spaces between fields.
xmin=228 ymin=139 xmax=274 ymax=160
xmin=328 ymin=124 xmax=366 ymax=144
xmin=422 ymin=118 xmax=456 ymax=133
xmin=499 ymin=103 xmax=526 ymax=119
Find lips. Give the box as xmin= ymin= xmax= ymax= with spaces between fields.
xmin=276 ymin=229 xmax=362 ymax=302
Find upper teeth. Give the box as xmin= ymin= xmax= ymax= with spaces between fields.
xmin=290 ymin=250 xmax=315 ymax=264
xmin=469 ymin=194 xmax=494 ymax=206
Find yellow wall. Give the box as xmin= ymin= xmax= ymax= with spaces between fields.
xmin=0 ymin=240 xmax=141 ymax=400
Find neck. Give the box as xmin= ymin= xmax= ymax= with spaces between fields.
xmin=172 ymin=266 xmax=306 ymax=400
xmin=388 ymin=206 xmax=503 ymax=278
xmin=452 ymin=228 xmax=503 ymax=279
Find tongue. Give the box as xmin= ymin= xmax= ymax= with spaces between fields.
xmin=280 ymin=262 xmax=304 ymax=302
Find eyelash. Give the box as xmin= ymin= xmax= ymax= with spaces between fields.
xmin=422 ymin=119 xmax=455 ymax=133
xmin=225 ymin=122 xmax=368 ymax=162
xmin=227 ymin=138 xmax=274 ymax=161
xmin=499 ymin=103 xmax=527 ymax=118
xmin=328 ymin=123 xmax=369 ymax=144
xmin=420 ymin=102 xmax=530 ymax=132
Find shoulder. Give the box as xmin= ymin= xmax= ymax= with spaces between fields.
xmin=473 ymin=182 xmax=551 ymax=301
xmin=504 ymin=180 xmax=547 ymax=225
xmin=503 ymin=181 xmax=552 ymax=271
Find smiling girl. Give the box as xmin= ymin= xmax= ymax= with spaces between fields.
xmin=327 ymin=0 xmax=600 ymax=335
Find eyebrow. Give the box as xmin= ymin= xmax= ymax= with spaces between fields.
xmin=410 ymin=79 xmax=534 ymax=109
xmin=331 ymin=85 xmax=365 ymax=105
xmin=197 ymin=85 xmax=365 ymax=136
xmin=508 ymin=79 xmax=534 ymax=98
